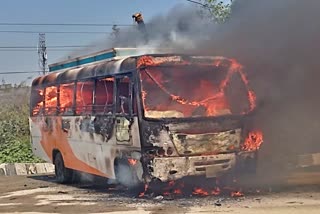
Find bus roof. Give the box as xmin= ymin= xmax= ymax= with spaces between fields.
xmin=33 ymin=53 xmax=231 ymax=88
xmin=48 ymin=48 xmax=169 ymax=72
xmin=33 ymin=56 xmax=136 ymax=87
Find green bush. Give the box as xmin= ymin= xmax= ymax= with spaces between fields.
xmin=0 ymin=93 xmax=42 ymax=163
xmin=0 ymin=138 xmax=42 ymax=163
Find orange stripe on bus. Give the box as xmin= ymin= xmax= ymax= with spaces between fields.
xmin=37 ymin=117 xmax=108 ymax=178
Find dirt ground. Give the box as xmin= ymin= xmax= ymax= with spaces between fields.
xmin=1 ymin=171 xmax=320 ymax=214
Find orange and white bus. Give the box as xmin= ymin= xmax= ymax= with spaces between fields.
xmin=29 ymin=48 xmax=263 ymax=189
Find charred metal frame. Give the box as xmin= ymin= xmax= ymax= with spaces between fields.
xmin=30 ymin=54 xmax=259 ymax=184
xmin=134 ymin=63 xmax=259 ymax=182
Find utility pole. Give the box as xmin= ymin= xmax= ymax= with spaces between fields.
xmin=38 ymin=33 xmax=47 ymax=75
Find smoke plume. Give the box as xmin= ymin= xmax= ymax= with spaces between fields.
xmin=108 ymin=0 xmax=320 ymax=176
xmin=201 ymin=0 xmax=320 ymax=176
xmin=70 ymin=0 xmax=320 ymax=179
xmin=146 ymin=0 xmax=320 ymax=176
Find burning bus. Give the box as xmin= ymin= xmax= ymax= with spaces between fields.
xmin=29 ymin=48 xmax=263 ymax=190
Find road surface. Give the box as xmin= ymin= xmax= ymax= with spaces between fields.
xmin=0 ymin=171 xmax=320 ymax=214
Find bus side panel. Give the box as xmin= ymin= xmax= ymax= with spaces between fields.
xmin=30 ymin=116 xmax=109 ymax=178
xmin=30 ymin=115 xmax=141 ymax=179
xmin=99 ymin=116 xmax=142 ymax=179
xmin=29 ymin=117 xmax=52 ymax=163
xmin=66 ymin=116 xmax=141 ymax=179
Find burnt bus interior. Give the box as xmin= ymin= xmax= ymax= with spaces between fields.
xmin=31 ymin=64 xmax=135 ymax=118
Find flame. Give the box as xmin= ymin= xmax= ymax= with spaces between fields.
xmin=138 ymin=56 xmax=257 ymax=118
xmin=192 ymin=187 xmax=221 ymax=196
xmin=32 ymin=89 xmax=44 ymax=115
xmin=193 ymin=188 xmax=210 ymax=196
xmin=137 ymin=56 xmax=186 ymax=68
xmin=128 ymin=158 xmax=138 ymax=166
xmin=211 ymin=187 xmax=221 ymax=196
xmin=33 ymin=82 xmax=95 ymax=115
xmin=138 ymin=184 xmax=149 ymax=198
xmin=242 ymin=130 xmax=264 ymax=151
xmin=34 ymin=85 xmax=75 ymax=114
xmin=137 ymin=180 xmax=247 ymax=198
xmin=45 ymin=86 xmax=58 ymax=110
xmin=231 ymin=191 xmax=244 ymax=197
xmin=60 ymin=84 xmax=74 ymax=111
xmin=173 ymin=189 xmax=182 ymax=195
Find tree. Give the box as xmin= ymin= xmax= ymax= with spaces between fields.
xmin=189 ymin=0 xmax=232 ymax=23
xmin=204 ymin=0 xmax=232 ymax=22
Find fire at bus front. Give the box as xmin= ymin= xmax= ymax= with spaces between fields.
xmin=135 ymin=56 xmax=263 ymax=183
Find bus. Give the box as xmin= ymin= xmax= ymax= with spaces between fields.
xmin=29 ymin=48 xmax=263 ymax=189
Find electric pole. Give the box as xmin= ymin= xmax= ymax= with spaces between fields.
xmin=38 ymin=33 xmax=48 ymax=75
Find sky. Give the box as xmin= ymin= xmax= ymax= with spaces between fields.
xmin=0 ymin=0 xmax=193 ymax=84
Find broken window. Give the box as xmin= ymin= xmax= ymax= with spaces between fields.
xmin=94 ymin=77 xmax=114 ymax=114
xmin=59 ymin=83 xmax=75 ymax=115
xmin=76 ymin=80 xmax=94 ymax=115
xmin=116 ymin=76 xmax=131 ymax=115
xmin=44 ymin=86 xmax=58 ymax=115
xmin=30 ymin=88 xmax=44 ymax=116
xmin=139 ymin=65 xmax=250 ymax=119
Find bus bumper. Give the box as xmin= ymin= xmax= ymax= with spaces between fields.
xmin=150 ymin=153 xmax=237 ymax=182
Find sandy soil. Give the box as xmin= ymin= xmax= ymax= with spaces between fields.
xmin=0 ymin=172 xmax=320 ymax=214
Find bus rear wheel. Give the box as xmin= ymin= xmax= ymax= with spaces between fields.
xmin=54 ymin=152 xmax=73 ymax=184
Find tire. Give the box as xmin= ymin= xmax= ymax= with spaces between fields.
xmin=54 ymin=152 xmax=73 ymax=184
xmin=114 ymin=159 xmax=144 ymax=193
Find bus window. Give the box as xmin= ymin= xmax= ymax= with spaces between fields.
xmin=44 ymin=86 xmax=58 ymax=115
xmin=60 ymin=83 xmax=75 ymax=115
xmin=76 ymin=80 xmax=94 ymax=115
xmin=133 ymin=88 xmax=137 ymax=115
xmin=31 ymin=88 xmax=44 ymax=116
xmin=95 ymin=77 xmax=114 ymax=114
xmin=116 ymin=76 xmax=130 ymax=114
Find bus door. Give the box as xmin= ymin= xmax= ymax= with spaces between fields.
xmin=114 ymin=75 xmax=138 ymax=147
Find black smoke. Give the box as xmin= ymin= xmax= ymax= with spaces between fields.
xmin=111 ymin=1 xmax=320 ymax=175
xmin=71 ymin=0 xmax=320 ymax=179
xmin=200 ymin=0 xmax=320 ymax=176
xmin=141 ymin=0 xmax=320 ymax=177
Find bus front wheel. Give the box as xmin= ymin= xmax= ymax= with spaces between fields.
xmin=54 ymin=152 xmax=73 ymax=184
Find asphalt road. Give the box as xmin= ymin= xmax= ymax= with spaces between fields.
xmin=1 ymin=171 xmax=320 ymax=214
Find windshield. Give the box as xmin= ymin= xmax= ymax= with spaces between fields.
xmin=139 ymin=65 xmax=251 ymax=119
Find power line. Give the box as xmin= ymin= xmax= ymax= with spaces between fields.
xmin=0 ymin=45 xmax=92 ymax=49
xmin=0 ymin=30 xmax=112 ymax=34
xmin=0 ymin=71 xmax=40 ymax=74
xmin=0 ymin=22 xmax=133 ymax=27
xmin=0 ymin=49 xmax=84 ymax=52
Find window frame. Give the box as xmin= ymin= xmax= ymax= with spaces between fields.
xmin=75 ymin=79 xmax=95 ymax=116
xmin=43 ymin=85 xmax=59 ymax=116
xmin=58 ymin=81 xmax=76 ymax=116
xmin=30 ymin=71 xmax=137 ymax=118
xmin=30 ymin=86 xmax=45 ymax=116
xmin=114 ymin=74 xmax=134 ymax=117
xmin=93 ymin=76 xmax=115 ymax=116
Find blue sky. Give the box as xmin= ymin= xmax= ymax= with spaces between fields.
xmin=0 ymin=0 xmax=192 ymax=84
